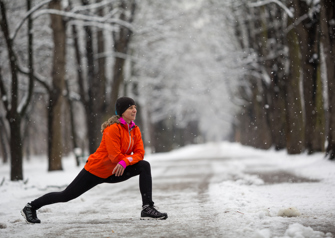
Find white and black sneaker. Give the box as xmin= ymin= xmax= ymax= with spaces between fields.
xmin=21 ymin=203 xmax=41 ymax=224
xmin=140 ymin=205 xmax=168 ymax=220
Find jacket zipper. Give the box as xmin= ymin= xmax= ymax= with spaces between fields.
xmin=125 ymin=124 xmax=132 ymax=154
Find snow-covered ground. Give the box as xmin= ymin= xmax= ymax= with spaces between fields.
xmin=0 ymin=142 xmax=334 ymax=238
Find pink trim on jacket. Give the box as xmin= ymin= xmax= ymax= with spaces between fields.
xmin=118 ymin=117 xmax=135 ymax=128
xmin=118 ymin=160 xmax=127 ymax=169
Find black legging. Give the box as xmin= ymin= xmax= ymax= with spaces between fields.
xmin=31 ymin=160 xmax=153 ymax=210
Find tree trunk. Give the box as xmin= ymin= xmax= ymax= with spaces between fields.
xmin=83 ymin=8 xmax=98 ymax=154
xmin=320 ymin=0 xmax=335 ymax=159
xmin=0 ymin=0 xmax=28 ymax=180
xmin=237 ymin=78 xmax=272 ymax=149
xmin=96 ymin=0 xmax=106 ymax=113
xmin=272 ymin=11 xmax=288 ymax=151
xmin=110 ymin=56 xmax=126 ymax=115
xmin=293 ymin=0 xmax=325 ymax=154
xmin=109 ymin=0 xmax=136 ymax=115
xmin=77 ymin=0 xmax=105 ymax=154
xmin=70 ymin=23 xmax=88 ymax=158
xmin=23 ymin=0 xmax=34 ymax=162
xmin=266 ymin=71 xmax=287 ymax=150
xmin=0 ymin=116 xmax=9 ymax=163
xmin=248 ymin=4 xmax=283 ymax=150
xmin=9 ymin=116 xmax=23 ymax=180
xmin=71 ymin=23 xmax=86 ymax=103
xmin=251 ymin=80 xmax=272 ymax=149
xmin=22 ymin=108 xmax=33 ymax=161
xmin=285 ymin=14 xmax=305 ymax=154
xmin=232 ymin=4 xmax=273 ymax=149
xmin=65 ymin=79 xmax=80 ymax=166
xmin=48 ymin=0 xmax=65 ymax=171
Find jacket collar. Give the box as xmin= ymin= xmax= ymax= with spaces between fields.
xmin=118 ymin=117 xmax=135 ymax=129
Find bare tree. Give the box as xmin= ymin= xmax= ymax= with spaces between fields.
xmin=109 ymin=0 xmax=136 ymax=115
xmin=70 ymin=0 xmax=136 ymax=154
xmin=65 ymin=79 xmax=80 ymax=166
xmin=0 ymin=0 xmax=35 ymax=180
xmin=230 ymin=0 xmax=326 ymax=155
xmin=48 ymin=0 xmax=66 ymax=171
xmin=261 ymin=4 xmax=287 ymax=150
xmin=68 ymin=0 xmax=106 ymax=154
xmin=293 ymin=0 xmax=325 ymax=154
xmin=285 ymin=3 xmax=305 ymax=154
xmin=232 ymin=2 xmax=287 ymax=149
xmin=320 ymin=0 xmax=335 ymax=160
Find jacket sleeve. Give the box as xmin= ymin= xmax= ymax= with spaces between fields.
xmin=104 ymin=125 xmax=126 ymax=164
xmin=122 ymin=127 xmax=145 ymax=166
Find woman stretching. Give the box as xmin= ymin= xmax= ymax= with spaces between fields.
xmin=21 ymin=97 xmax=167 ymax=223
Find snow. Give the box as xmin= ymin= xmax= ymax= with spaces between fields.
xmin=0 ymin=142 xmax=335 ymax=237
xmin=277 ymin=207 xmax=301 ymax=217
xmin=73 ymin=148 xmax=82 ymax=157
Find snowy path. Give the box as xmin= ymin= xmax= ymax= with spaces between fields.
xmin=1 ymin=156 xmax=226 ymax=237
xmin=1 ymin=142 xmax=335 ymax=237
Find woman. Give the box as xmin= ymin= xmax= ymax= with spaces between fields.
xmin=21 ymin=97 xmax=167 ymax=223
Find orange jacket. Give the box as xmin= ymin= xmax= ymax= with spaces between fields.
xmin=84 ymin=120 xmax=145 ymax=178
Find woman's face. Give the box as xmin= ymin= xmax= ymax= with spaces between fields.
xmin=122 ymin=105 xmax=137 ymax=123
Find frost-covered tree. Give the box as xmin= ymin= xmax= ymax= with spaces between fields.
xmin=230 ymin=0 xmax=290 ymax=150
xmin=230 ymin=0 xmax=328 ymax=155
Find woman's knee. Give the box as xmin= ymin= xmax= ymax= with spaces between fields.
xmin=137 ymin=160 xmax=151 ymax=171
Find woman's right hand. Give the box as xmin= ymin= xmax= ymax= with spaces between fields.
xmin=112 ymin=164 xmax=125 ymax=177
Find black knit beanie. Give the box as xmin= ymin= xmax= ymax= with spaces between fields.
xmin=115 ymin=97 xmax=136 ymax=116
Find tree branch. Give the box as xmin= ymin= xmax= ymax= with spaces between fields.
xmin=20 ymin=0 xmax=35 ymax=117
xmin=248 ymin=0 xmax=294 ymax=18
xmin=71 ymin=23 xmax=87 ymax=104
xmin=11 ymin=0 xmax=52 ymax=42
xmin=0 ymin=116 xmax=9 ymax=149
xmin=0 ymin=0 xmax=19 ymax=114
xmin=0 ymin=67 xmax=9 ymax=112
xmin=33 ymin=9 xmax=134 ymax=31
xmin=11 ymin=0 xmax=122 ymax=42
xmin=17 ymin=65 xmax=51 ymax=93
xmin=94 ymin=50 xmax=137 ymax=61
xmin=71 ymin=0 xmax=116 ymax=13
xmin=285 ymin=14 xmax=309 ymax=34
xmin=68 ymin=19 xmax=116 ymax=32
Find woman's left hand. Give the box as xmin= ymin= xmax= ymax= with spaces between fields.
xmin=112 ymin=164 xmax=125 ymax=177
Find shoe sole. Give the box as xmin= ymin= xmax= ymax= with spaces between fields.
xmin=140 ymin=216 xmax=168 ymax=220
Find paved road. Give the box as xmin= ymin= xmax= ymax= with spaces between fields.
xmin=97 ymin=157 xmax=227 ymax=238
xmin=41 ymin=157 xmax=227 ymax=238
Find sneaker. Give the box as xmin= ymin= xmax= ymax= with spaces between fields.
xmin=140 ymin=205 xmax=168 ymax=220
xmin=21 ymin=203 xmax=41 ymax=224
